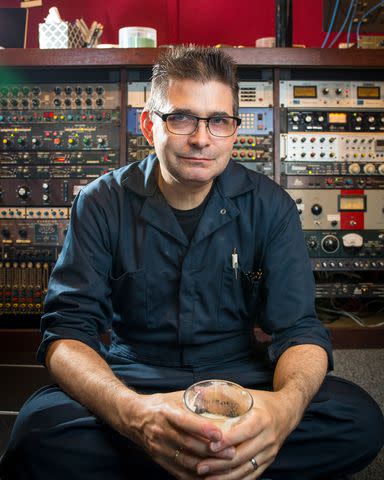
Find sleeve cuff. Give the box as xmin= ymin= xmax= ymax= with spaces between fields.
xmin=267 ymin=330 xmax=334 ymax=372
xmin=37 ymin=327 xmax=104 ymax=366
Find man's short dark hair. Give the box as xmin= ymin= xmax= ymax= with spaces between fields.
xmin=146 ymin=45 xmax=239 ymax=116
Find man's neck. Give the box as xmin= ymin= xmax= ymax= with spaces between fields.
xmin=157 ymin=170 xmax=213 ymax=210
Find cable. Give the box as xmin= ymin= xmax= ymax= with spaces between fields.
xmin=328 ymin=0 xmax=356 ymax=47
xmin=322 ymin=0 xmax=341 ymax=48
xmin=316 ymin=305 xmax=384 ymax=328
xmin=356 ymin=0 xmax=384 ymax=47
xmin=346 ymin=0 xmax=359 ymax=47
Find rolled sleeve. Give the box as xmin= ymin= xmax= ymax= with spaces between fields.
xmin=37 ymin=189 xmax=113 ymax=365
xmin=257 ymin=191 xmax=333 ymax=371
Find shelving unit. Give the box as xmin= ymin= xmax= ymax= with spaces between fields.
xmin=0 ymin=47 xmax=383 ymax=352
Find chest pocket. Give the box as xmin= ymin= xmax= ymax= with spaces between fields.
xmin=218 ymin=265 xmax=261 ymax=329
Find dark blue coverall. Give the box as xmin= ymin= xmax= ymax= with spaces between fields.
xmin=1 ymin=156 xmax=383 ymax=479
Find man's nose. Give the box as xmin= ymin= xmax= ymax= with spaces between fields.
xmin=188 ymin=120 xmax=211 ymax=147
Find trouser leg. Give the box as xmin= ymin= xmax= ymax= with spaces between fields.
xmin=263 ymin=376 xmax=384 ymax=480
xmin=1 ymin=375 xmax=382 ymax=480
xmin=0 ymin=384 xmax=172 ymax=480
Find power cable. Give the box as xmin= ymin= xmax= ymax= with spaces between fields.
xmin=322 ymin=0 xmax=341 ymax=48
xmin=328 ymin=0 xmax=356 ymax=47
xmin=346 ymin=0 xmax=359 ymax=47
xmin=356 ymin=0 xmax=384 ymax=47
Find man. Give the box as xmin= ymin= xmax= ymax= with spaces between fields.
xmin=1 ymin=46 xmax=383 ymax=480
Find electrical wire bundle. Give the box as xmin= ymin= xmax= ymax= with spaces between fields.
xmin=321 ymin=0 xmax=384 ymax=48
xmin=316 ymin=297 xmax=384 ymax=328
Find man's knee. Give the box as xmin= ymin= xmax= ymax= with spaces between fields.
xmin=3 ymin=384 xmax=91 ymax=460
xmin=323 ymin=376 xmax=384 ymax=470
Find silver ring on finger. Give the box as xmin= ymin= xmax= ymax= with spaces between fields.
xmin=174 ymin=447 xmax=183 ymax=462
xmin=250 ymin=456 xmax=258 ymax=471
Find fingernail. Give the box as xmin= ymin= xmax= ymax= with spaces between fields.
xmin=198 ymin=465 xmax=209 ymax=475
xmin=209 ymin=431 xmax=221 ymax=442
xmin=210 ymin=441 xmax=221 ymax=452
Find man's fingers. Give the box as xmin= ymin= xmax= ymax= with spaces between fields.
xmin=169 ymin=407 xmax=223 ymax=442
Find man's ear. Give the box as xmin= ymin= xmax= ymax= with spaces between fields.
xmin=140 ymin=110 xmax=154 ymax=146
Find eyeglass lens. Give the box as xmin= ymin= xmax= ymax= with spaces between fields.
xmin=166 ymin=114 xmax=237 ymax=137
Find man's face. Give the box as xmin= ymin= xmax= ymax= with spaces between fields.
xmin=142 ymin=79 xmax=238 ymax=188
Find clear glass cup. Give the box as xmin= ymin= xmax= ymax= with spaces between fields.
xmin=183 ymin=379 xmax=253 ymax=431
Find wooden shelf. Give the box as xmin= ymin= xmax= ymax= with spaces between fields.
xmin=1 ymin=47 xmax=384 ymax=68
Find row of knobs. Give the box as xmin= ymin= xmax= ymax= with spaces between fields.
xmin=0 ymin=98 xmax=104 ymax=108
xmin=291 ymin=114 xmax=384 ymax=124
xmin=321 ymin=88 xmax=344 ymax=95
xmin=2 ymin=137 xmax=106 ymax=147
xmin=0 ymin=86 xmax=104 ymax=96
xmin=291 ymin=136 xmax=375 ymax=144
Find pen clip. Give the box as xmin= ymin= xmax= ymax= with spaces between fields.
xmin=232 ymin=248 xmax=238 ymax=279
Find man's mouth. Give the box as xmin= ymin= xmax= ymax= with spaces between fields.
xmin=179 ymin=155 xmax=213 ymax=161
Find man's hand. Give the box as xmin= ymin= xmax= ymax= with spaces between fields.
xmin=194 ymin=389 xmax=291 ymax=479
xmin=121 ymin=390 xmax=237 ymax=479
xmin=194 ymin=345 xmax=328 ymax=479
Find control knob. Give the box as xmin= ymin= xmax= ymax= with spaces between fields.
xmin=348 ymin=163 xmax=360 ymax=175
xmin=19 ymin=229 xmax=28 ymax=238
xmin=378 ymin=164 xmax=384 ymax=175
xmin=322 ymin=88 xmax=329 ymax=95
xmin=368 ymin=116 xmax=375 ymax=124
xmin=355 ymin=115 xmax=362 ymax=123
xmin=317 ymin=115 xmax=325 ymax=123
xmin=18 ymin=186 xmax=30 ymax=199
xmin=1 ymin=229 xmax=10 ymax=239
xmin=311 ymin=204 xmax=322 ymax=215
xmin=304 ymin=115 xmax=312 ymax=123
xmin=363 ymin=163 xmax=376 ymax=175
xmin=292 ymin=115 xmax=299 ymax=123
xmin=321 ymin=235 xmax=339 ymax=253
xmin=306 ymin=238 xmax=318 ymax=249
xmin=335 ymin=88 xmax=343 ymax=95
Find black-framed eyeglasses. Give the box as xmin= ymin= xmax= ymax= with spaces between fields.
xmin=154 ymin=111 xmax=241 ymax=137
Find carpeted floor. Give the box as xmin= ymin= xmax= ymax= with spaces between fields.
xmin=332 ymin=349 xmax=384 ymax=480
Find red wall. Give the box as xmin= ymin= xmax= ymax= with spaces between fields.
xmin=1 ymin=0 xmax=355 ymax=49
